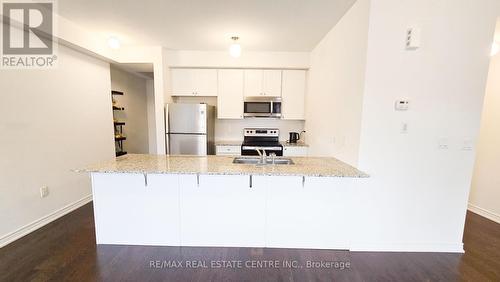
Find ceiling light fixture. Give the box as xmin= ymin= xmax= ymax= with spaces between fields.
xmin=491 ymin=42 xmax=499 ymax=56
xmin=229 ymin=36 xmax=241 ymax=58
xmin=107 ymin=36 xmax=121 ymax=49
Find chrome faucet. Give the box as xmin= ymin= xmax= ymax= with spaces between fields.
xmin=255 ymin=148 xmax=267 ymax=164
xmin=270 ymin=153 xmax=276 ymax=165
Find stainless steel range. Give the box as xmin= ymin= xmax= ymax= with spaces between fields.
xmin=241 ymin=128 xmax=283 ymax=156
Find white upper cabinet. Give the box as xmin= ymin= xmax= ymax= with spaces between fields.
xmin=171 ymin=68 xmax=218 ymax=96
xmin=195 ymin=69 xmax=218 ymax=96
xmin=244 ymin=69 xmax=282 ymax=97
xmin=171 ymin=68 xmax=192 ymax=95
xmin=243 ymin=70 xmax=263 ymax=97
xmin=217 ymin=69 xmax=244 ymax=119
xmin=263 ymin=70 xmax=282 ymax=97
xmin=281 ymin=70 xmax=306 ymax=120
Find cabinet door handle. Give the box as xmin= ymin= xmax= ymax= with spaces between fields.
xmin=249 ymin=175 xmax=253 ymax=188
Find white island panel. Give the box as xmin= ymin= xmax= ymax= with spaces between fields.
xmin=90 ymin=171 xmax=363 ymax=250
xmin=179 ymin=174 xmax=266 ymax=247
xmin=266 ymin=176 xmax=352 ymax=249
xmin=91 ymin=173 xmax=181 ymax=245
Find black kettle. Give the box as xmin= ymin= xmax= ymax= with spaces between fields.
xmin=289 ymin=132 xmax=300 ymax=143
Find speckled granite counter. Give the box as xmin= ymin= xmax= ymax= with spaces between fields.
xmin=281 ymin=141 xmax=309 ymax=147
xmin=77 ymin=154 xmax=368 ymax=178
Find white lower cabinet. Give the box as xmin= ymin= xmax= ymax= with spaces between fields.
xmin=92 ymin=173 xmax=180 ymax=245
xmin=179 ymin=174 xmax=266 ymax=247
xmin=283 ymin=146 xmax=308 ymax=157
xmin=266 ymin=176 xmax=351 ymax=249
xmin=215 ymin=145 xmax=241 ymax=156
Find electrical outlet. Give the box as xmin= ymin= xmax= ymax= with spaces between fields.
xmin=40 ymin=186 xmax=49 ymax=198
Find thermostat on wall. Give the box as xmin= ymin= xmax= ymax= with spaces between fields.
xmin=395 ymin=99 xmax=410 ymax=111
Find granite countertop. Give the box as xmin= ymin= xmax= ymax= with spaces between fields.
xmin=215 ymin=141 xmax=242 ymax=146
xmin=77 ymin=154 xmax=368 ymax=178
xmin=281 ymin=141 xmax=309 ymax=147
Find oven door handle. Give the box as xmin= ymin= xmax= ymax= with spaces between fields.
xmin=242 ymin=146 xmax=282 ymax=151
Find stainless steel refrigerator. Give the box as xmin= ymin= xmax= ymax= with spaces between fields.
xmin=165 ymin=103 xmax=215 ymax=155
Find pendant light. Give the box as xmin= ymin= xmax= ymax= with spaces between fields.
xmin=229 ymin=36 xmax=241 ymax=58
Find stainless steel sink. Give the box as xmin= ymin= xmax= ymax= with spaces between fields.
xmin=232 ymin=157 xmax=295 ymax=165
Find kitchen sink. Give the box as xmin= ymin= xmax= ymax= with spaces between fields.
xmin=232 ymin=157 xmax=295 ymax=165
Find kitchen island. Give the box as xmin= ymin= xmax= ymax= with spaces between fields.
xmin=79 ymin=154 xmax=368 ymax=249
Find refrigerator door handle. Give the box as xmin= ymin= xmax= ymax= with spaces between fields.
xmin=165 ymin=104 xmax=170 ymax=154
xmin=166 ymin=134 xmax=170 ymax=155
xmin=165 ymin=104 xmax=170 ymax=133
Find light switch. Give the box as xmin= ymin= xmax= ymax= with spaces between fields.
xmin=438 ymin=137 xmax=449 ymax=150
xmin=462 ymin=138 xmax=473 ymax=151
xmin=406 ymin=27 xmax=421 ymax=50
xmin=400 ymin=122 xmax=408 ymax=134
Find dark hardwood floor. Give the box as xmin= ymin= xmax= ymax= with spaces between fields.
xmin=1 ymin=203 xmax=499 ymax=281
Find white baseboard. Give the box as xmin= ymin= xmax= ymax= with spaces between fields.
xmin=468 ymin=203 xmax=500 ymax=224
xmin=0 ymin=195 xmax=93 ymax=248
xmin=350 ymin=242 xmax=464 ymax=253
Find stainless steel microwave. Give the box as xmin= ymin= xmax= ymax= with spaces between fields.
xmin=243 ymin=97 xmax=282 ymax=118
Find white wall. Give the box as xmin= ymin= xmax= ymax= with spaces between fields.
xmin=112 ymin=46 xmax=168 ymax=154
xmin=305 ymin=0 xmax=370 ymax=165
xmin=469 ymin=29 xmax=500 ymax=223
xmin=165 ymin=50 xmax=310 ymax=69
xmin=146 ymin=79 xmax=157 ymax=154
xmin=351 ymin=0 xmax=499 ymax=252
xmin=173 ymin=96 xmax=304 ymax=142
xmin=0 ymin=44 xmax=115 ymax=246
xmin=53 ymin=14 xmax=168 ymax=155
xmin=110 ymin=66 xmax=149 ymax=154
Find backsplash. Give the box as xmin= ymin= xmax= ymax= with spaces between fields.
xmin=216 ymin=119 xmax=305 ymax=142
xmin=172 ymin=96 xmax=306 ymax=142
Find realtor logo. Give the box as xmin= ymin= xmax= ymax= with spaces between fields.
xmin=1 ymin=0 xmax=57 ymax=68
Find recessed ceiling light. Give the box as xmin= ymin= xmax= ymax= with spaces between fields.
xmin=107 ymin=36 xmax=121 ymax=49
xmin=229 ymin=36 xmax=241 ymax=58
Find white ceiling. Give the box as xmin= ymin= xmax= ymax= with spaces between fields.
xmin=58 ymin=0 xmax=356 ymax=52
